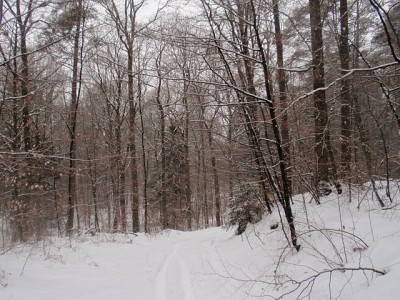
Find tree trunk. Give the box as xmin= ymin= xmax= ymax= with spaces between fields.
xmin=17 ymin=0 xmax=32 ymax=153
xmin=155 ymin=52 xmax=167 ymax=229
xmin=202 ymin=119 xmax=209 ymax=227
xmin=249 ymin=0 xmax=299 ymax=250
xmin=116 ymin=117 xmax=127 ymax=232
xmin=339 ymin=0 xmax=352 ymax=178
xmin=128 ymin=47 xmax=140 ymax=233
xmin=11 ymin=0 xmax=34 ymax=242
xmin=87 ymin=153 xmax=99 ymax=230
xmin=66 ymin=0 xmax=84 ymax=235
xmin=208 ymin=128 xmax=221 ymax=226
xmin=273 ymin=0 xmax=292 ymax=192
xmin=183 ymin=68 xmax=192 ymax=230
xmin=309 ymin=0 xmax=338 ymax=191
xmin=351 ymin=5 xmax=384 ymax=207
xmin=138 ymin=67 xmax=149 ymax=232
xmin=236 ymin=0 xmax=273 ymax=213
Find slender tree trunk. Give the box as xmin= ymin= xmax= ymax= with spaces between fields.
xmin=155 ymin=52 xmax=167 ymax=229
xmin=202 ymin=124 xmax=208 ymax=227
xmin=110 ymin=153 xmax=118 ymax=231
xmin=87 ymin=151 xmax=99 ymax=229
xmin=183 ymin=68 xmax=192 ymax=230
xmin=10 ymin=50 xmax=22 ymax=241
xmin=53 ymin=176 xmax=62 ymax=235
xmin=339 ymin=0 xmax=352 ymax=178
xmin=352 ymin=1 xmax=384 ymax=207
xmin=227 ymin=104 xmax=234 ymax=201
xmin=208 ymin=128 xmax=221 ymax=226
xmin=273 ymin=0 xmax=291 ymax=192
xmin=202 ymin=149 xmax=208 ymax=226
xmin=116 ymin=119 xmax=127 ymax=232
xmin=67 ymin=0 xmax=83 ymax=234
xmin=235 ymin=1 xmax=273 ymax=213
xmin=92 ymin=177 xmax=99 ymax=230
xmin=138 ymin=69 xmax=149 ymax=232
xmin=128 ymin=47 xmax=140 ymax=232
xmin=197 ymin=93 xmax=209 ymax=227
xmin=0 ymin=0 xmax=3 ymax=25
xmin=353 ymin=94 xmax=385 ymax=207
xmin=249 ymin=0 xmax=299 ymax=250
xmin=107 ymin=175 xmax=112 ymax=229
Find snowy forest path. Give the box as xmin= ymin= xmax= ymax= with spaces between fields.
xmin=0 ymin=227 xmax=235 ymax=300
xmin=152 ymin=228 xmax=232 ymax=300
xmin=154 ymin=242 xmax=197 ymax=300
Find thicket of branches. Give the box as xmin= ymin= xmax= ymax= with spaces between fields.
xmin=0 ymin=0 xmax=399 ymax=247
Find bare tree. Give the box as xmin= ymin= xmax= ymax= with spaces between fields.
xmin=200 ymin=0 xmax=299 ymax=249
xmin=66 ymin=0 xmax=84 ymax=234
xmin=99 ymin=0 xmax=168 ymax=233
xmin=339 ymin=0 xmax=352 ymax=179
xmin=273 ymin=0 xmax=291 ymax=192
xmin=309 ymin=0 xmax=340 ymax=196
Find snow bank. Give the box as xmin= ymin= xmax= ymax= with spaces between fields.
xmin=1 ymin=182 xmax=399 ymax=299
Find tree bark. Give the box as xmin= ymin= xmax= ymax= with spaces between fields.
xmin=138 ymin=65 xmax=148 ymax=232
xmin=11 ymin=0 xmax=35 ymax=241
xmin=208 ymin=127 xmax=221 ymax=226
xmin=128 ymin=49 xmax=139 ymax=232
xmin=309 ymin=0 xmax=338 ymax=190
xmin=155 ymin=51 xmax=167 ymax=229
xmin=273 ymin=0 xmax=292 ymax=192
xmin=67 ymin=0 xmax=84 ymax=235
xmin=249 ymin=0 xmax=299 ymax=250
xmin=339 ymin=0 xmax=352 ymax=178
xmin=182 ymin=67 xmax=192 ymax=230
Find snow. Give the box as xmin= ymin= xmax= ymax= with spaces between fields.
xmin=1 ymin=182 xmax=400 ymax=299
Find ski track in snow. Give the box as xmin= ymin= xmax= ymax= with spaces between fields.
xmin=155 ymin=243 xmax=197 ymax=300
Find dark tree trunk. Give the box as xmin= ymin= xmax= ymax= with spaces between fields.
xmin=273 ymin=0 xmax=292 ymax=192
xmin=138 ymin=67 xmax=149 ymax=232
xmin=155 ymin=52 xmax=167 ymax=229
xmin=249 ymin=0 xmax=299 ymax=250
xmin=116 ymin=115 xmax=127 ymax=232
xmin=12 ymin=0 xmax=34 ymax=242
xmin=339 ymin=0 xmax=352 ymax=178
xmin=236 ymin=0 xmax=273 ymax=213
xmin=309 ymin=0 xmax=338 ymax=190
xmin=128 ymin=48 xmax=140 ymax=233
xmin=67 ymin=0 xmax=84 ymax=235
xmin=183 ymin=68 xmax=192 ymax=230
xmin=200 ymin=104 xmax=209 ymax=227
xmin=17 ymin=0 xmax=31 ymax=153
xmin=86 ymin=148 xmax=100 ymax=230
xmin=207 ymin=127 xmax=221 ymax=226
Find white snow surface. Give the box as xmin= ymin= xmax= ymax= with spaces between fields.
xmin=1 ymin=182 xmax=400 ymax=299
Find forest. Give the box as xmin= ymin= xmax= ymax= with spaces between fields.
xmin=0 ymin=0 xmax=399 ymax=246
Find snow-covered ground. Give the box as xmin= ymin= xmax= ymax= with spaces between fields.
xmin=1 ymin=181 xmax=400 ymax=299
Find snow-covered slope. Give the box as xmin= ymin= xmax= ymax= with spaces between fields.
xmin=1 ymin=182 xmax=400 ymax=299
